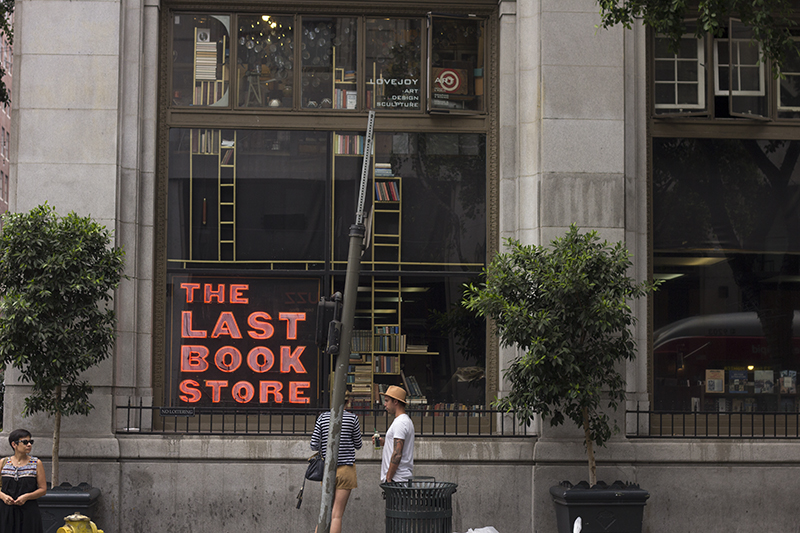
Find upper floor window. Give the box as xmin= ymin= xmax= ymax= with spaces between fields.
xmin=652 ymin=18 xmax=794 ymax=120
xmin=170 ymin=12 xmax=485 ymax=115
xmin=653 ymin=22 xmax=705 ymax=113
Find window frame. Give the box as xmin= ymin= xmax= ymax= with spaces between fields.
xmin=168 ymin=11 xmax=487 ymax=116
xmin=652 ymin=21 xmax=707 ymax=116
xmin=777 ymin=36 xmax=800 ymax=113
xmin=649 ymin=19 xmax=791 ymax=122
xmin=155 ymin=2 xmax=499 ymax=413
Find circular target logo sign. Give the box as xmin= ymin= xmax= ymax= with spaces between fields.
xmin=435 ymin=69 xmax=463 ymax=93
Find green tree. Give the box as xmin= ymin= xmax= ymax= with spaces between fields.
xmin=597 ymin=0 xmax=799 ymax=73
xmin=464 ymin=225 xmax=657 ymax=485
xmin=0 ymin=204 xmax=125 ymax=485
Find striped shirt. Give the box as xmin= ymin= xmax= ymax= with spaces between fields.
xmin=310 ymin=410 xmax=362 ymax=466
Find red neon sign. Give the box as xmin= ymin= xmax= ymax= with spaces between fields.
xmin=168 ymin=276 xmax=320 ymax=407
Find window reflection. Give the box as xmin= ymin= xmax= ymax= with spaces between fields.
xmin=301 ymin=17 xmax=357 ymax=109
xmin=654 ymin=138 xmax=800 ymax=412
xmin=237 ymin=15 xmax=294 ymax=108
xmin=366 ymin=18 xmax=422 ymax=111
xmin=172 ymin=15 xmax=231 ymax=107
xmin=429 ymin=16 xmax=484 ymax=113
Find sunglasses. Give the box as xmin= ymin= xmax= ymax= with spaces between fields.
xmin=15 ymin=439 xmax=33 ymax=445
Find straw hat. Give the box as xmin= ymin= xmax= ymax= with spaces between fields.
xmin=383 ymin=385 xmax=407 ymax=404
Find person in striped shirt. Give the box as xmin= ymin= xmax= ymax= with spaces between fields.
xmin=310 ymin=395 xmax=362 ymax=533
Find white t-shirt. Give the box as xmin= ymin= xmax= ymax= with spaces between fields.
xmin=380 ymin=413 xmax=415 ymax=482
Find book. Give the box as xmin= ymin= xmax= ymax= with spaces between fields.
xmin=705 ymin=369 xmax=724 ymax=393
xmin=754 ymin=370 xmax=774 ymax=394
xmin=780 ymin=397 xmax=796 ymax=412
xmin=716 ymin=398 xmax=729 ymax=412
xmin=780 ymin=370 xmax=797 ymax=394
xmin=728 ymin=370 xmax=748 ymax=393
xmin=744 ymin=398 xmax=757 ymax=412
xmin=346 ymin=91 xmax=357 ymax=109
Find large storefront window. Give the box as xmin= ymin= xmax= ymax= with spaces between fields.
xmin=653 ymin=138 xmax=800 ymax=413
xmin=162 ymin=6 xmax=492 ymax=412
xmin=165 ymin=128 xmax=487 ymax=408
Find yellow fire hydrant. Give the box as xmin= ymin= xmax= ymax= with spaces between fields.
xmin=56 ymin=513 xmax=104 ymax=533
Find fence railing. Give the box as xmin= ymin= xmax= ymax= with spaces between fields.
xmin=116 ymin=401 xmax=533 ymax=438
xmin=627 ymin=404 xmax=800 ymax=438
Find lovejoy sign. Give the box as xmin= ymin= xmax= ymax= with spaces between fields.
xmin=166 ymin=275 xmax=320 ymax=407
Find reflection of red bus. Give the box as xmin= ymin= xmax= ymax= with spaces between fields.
xmin=653 ymin=312 xmax=800 ymax=411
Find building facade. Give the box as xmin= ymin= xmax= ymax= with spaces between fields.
xmin=0 ymin=16 xmax=10 ymax=219
xmin=6 ymin=0 xmax=800 ymax=531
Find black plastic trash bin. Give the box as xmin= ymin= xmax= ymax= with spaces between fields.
xmin=380 ymin=480 xmax=458 ymax=533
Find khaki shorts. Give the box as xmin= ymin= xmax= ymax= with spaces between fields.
xmin=335 ymin=464 xmax=357 ymax=490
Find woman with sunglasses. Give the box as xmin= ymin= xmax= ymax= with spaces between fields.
xmin=0 ymin=429 xmax=46 ymax=532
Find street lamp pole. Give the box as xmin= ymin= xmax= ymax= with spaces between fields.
xmin=316 ymin=110 xmax=375 ymax=533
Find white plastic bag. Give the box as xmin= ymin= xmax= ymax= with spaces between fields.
xmin=464 ymin=528 xmax=500 ymax=533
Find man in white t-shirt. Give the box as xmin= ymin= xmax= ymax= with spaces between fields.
xmin=374 ymin=385 xmax=414 ymax=482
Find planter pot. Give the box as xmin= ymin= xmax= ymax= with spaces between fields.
xmin=550 ymin=480 xmax=649 ymax=533
xmin=38 ymin=483 xmax=101 ymax=533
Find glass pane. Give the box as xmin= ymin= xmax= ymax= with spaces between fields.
xmin=654 ymin=60 xmax=675 ymax=82
xmin=716 ymin=40 xmax=729 ymax=65
xmin=429 ymin=16 xmax=485 ymax=113
xmin=678 ymin=61 xmax=697 ymax=81
xmin=366 ymin=18 xmax=422 ymax=111
xmin=677 ymin=60 xmax=697 ymax=82
xmin=783 ymin=44 xmax=800 ymax=73
xmin=236 ymin=131 xmax=328 ymax=261
xmin=654 ymin=37 xmax=671 ymax=58
xmin=740 ymin=66 xmax=761 ymax=91
xmin=172 ymin=15 xmax=231 ymax=107
xmin=655 ymin=83 xmax=675 ymax=105
xmin=677 ymin=83 xmax=699 ymax=105
xmin=653 ymin=137 xmax=800 ymax=412
xmin=372 ymin=132 xmax=486 ymax=265
xmin=678 ymin=37 xmax=698 ymax=59
xmin=237 ymin=15 xmax=294 ymax=108
xmin=167 ymin=129 xmax=329 ymax=264
xmin=780 ymin=75 xmax=800 ymax=108
xmin=718 ymin=66 xmax=730 ymax=91
xmin=738 ymin=41 xmax=760 ymax=66
xmin=301 ymin=17 xmax=358 ymax=109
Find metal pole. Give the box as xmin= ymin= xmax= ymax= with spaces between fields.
xmin=316 ymin=111 xmax=375 ymax=533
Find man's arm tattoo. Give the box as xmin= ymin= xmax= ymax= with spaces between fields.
xmin=391 ymin=438 xmax=405 ymax=465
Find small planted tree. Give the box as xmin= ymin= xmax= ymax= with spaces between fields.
xmin=464 ymin=225 xmax=657 ymax=485
xmin=0 ymin=204 xmax=125 ymax=485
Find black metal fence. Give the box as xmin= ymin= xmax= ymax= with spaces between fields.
xmin=627 ymin=403 xmax=800 ymax=438
xmin=116 ymin=400 xmax=532 ymax=438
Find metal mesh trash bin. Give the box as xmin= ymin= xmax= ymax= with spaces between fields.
xmin=380 ymin=480 xmax=458 ymax=533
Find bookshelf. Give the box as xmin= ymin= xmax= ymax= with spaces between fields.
xmin=338 ymin=156 xmax=438 ymax=407
xmin=333 ymin=47 xmax=357 ymax=110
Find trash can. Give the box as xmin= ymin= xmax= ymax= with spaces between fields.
xmin=380 ymin=479 xmax=458 ymax=533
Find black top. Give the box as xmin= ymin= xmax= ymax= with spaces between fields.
xmin=0 ymin=457 xmax=43 ymax=533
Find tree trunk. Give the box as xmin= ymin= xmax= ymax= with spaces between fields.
xmin=51 ymin=385 xmax=61 ymax=487
xmin=582 ymin=406 xmax=596 ymax=486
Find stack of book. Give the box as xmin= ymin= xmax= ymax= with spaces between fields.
xmin=195 ymin=42 xmax=218 ymax=81
xmin=374 ymin=163 xmax=394 ymax=177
